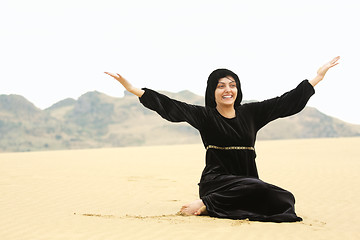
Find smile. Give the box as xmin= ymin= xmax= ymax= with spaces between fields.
xmin=222 ymin=95 xmax=233 ymax=99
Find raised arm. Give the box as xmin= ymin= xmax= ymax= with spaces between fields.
xmin=247 ymin=56 xmax=340 ymax=130
xmin=104 ymin=72 xmax=145 ymax=97
xmin=105 ymin=72 xmax=206 ymax=130
xmin=309 ymin=56 xmax=340 ymax=87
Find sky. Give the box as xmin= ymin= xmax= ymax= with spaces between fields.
xmin=1 ymin=0 xmax=359 ymax=124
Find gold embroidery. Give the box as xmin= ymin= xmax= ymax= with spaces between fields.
xmin=206 ymin=145 xmax=255 ymax=151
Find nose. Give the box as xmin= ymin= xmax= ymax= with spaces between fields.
xmin=225 ymin=85 xmax=231 ymax=92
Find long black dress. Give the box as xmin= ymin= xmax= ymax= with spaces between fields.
xmin=139 ymin=80 xmax=315 ymax=222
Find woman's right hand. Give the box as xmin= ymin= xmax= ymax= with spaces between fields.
xmin=104 ymin=72 xmax=133 ymax=90
xmin=104 ymin=72 xmax=144 ymax=97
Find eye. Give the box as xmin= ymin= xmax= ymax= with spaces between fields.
xmin=230 ymin=84 xmax=236 ymax=88
xmin=217 ymin=84 xmax=225 ymax=89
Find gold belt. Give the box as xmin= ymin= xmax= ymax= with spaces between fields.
xmin=206 ymin=145 xmax=255 ymax=151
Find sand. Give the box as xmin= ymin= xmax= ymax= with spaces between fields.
xmin=1 ymin=137 xmax=359 ymax=240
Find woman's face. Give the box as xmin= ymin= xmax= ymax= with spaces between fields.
xmin=214 ymin=76 xmax=237 ymax=108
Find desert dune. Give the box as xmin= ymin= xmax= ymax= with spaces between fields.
xmin=1 ymin=137 xmax=359 ymax=239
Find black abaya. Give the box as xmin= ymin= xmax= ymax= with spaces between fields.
xmin=139 ymin=80 xmax=315 ymax=222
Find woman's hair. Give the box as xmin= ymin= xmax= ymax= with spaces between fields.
xmin=205 ymin=68 xmax=242 ymax=108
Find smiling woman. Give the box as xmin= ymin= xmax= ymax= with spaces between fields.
xmin=215 ymin=78 xmax=238 ymax=120
xmin=104 ymin=56 xmax=340 ymax=222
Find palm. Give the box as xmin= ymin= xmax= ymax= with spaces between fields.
xmin=104 ymin=72 xmax=132 ymax=88
xmin=104 ymin=72 xmax=123 ymax=81
xmin=317 ymin=56 xmax=340 ymax=77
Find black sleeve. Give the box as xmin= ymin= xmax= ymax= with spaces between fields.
xmin=246 ymin=80 xmax=315 ymax=131
xmin=139 ymin=88 xmax=206 ymax=130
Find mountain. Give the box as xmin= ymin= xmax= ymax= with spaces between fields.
xmin=1 ymin=91 xmax=360 ymax=152
xmin=257 ymin=106 xmax=360 ymax=139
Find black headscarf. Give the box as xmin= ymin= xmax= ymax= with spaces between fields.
xmin=205 ymin=68 xmax=242 ymax=108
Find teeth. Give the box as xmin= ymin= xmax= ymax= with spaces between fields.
xmin=223 ymin=96 xmax=232 ymax=99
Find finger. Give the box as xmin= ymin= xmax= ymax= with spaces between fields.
xmin=331 ymin=56 xmax=340 ymax=63
xmin=105 ymin=72 xmax=117 ymax=78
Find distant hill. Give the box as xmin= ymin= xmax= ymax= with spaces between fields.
xmin=1 ymin=90 xmax=360 ymax=152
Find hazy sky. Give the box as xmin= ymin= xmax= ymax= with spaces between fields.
xmin=1 ymin=0 xmax=359 ymax=124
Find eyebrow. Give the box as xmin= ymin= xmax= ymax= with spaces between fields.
xmin=218 ymin=80 xmax=236 ymax=84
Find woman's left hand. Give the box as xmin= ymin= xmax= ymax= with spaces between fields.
xmin=317 ymin=56 xmax=340 ymax=78
xmin=309 ymin=56 xmax=340 ymax=87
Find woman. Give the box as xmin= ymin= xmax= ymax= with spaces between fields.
xmin=105 ymin=56 xmax=340 ymax=222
